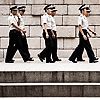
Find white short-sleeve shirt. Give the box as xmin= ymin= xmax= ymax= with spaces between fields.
xmin=51 ymin=16 xmax=57 ymax=31
xmin=78 ymin=14 xmax=88 ymax=30
xmin=42 ymin=13 xmax=52 ymax=29
xmin=8 ymin=13 xmax=18 ymax=30
xmin=18 ymin=14 xmax=25 ymax=30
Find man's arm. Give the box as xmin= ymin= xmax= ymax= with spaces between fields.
xmin=12 ymin=23 xmax=25 ymax=38
xmin=88 ymin=27 xmax=96 ymax=35
xmin=43 ymin=23 xmax=49 ymax=39
xmin=17 ymin=14 xmax=20 ymax=26
xmin=51 ymin=29 xmax=55 ymax=39
xmin=78 ymin=25 xmax=87 ymax=40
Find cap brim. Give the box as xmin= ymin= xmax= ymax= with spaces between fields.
xmin=51 ymin=10 xmax=57 ymax=12
xmin=13 ymin=9 xmax=17 ymax=11
xmin=86 ymin=9 xmax=91 ymax=12
xmin=47 ymin=6 xmax=55 ymax=9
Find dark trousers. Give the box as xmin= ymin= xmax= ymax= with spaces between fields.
xmin=11 ymin=32 xmax=30 ymax=59
xmin=5 ymin=30 xmax=29 ymax=62
xmin=40 ymin=29 xmax=53 ymax=62
xmin=77 ymin=44 xmax=84 ymax=60
xmin=69 ymin=29 xmax=96 ymax=61
xmin=51 ymin=30 xmax=58 ymax=61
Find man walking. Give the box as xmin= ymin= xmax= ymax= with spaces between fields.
xmin=51 ymin=8 xmax=61 ymax=62
xmin=38 ymin=4 xmax=55 ymax=63
xmin=10 ymin=6 xmax=34 ymax=62
xmin=5 ymin=6 xmax=31 ymax=63
xmin=69 ymin=5 xmax=98 ymax=63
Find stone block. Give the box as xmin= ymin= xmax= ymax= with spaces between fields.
xmin=41 ymin=72 xmax=52 ymax=82
xmin=54 ymin=5 xmax=67 ymax=15
xmin=57 ymin=38 xmax=63 ymax=49
xmin=88 ymin=16 xmax=100 ymax=25
xmin=84 ymin=86 xmax=100 ymax=97
xmin=46 ymin=0 xmax=63 ymax=4
xmin=52 ymin=72 xmax=64 ymax=83
xmin=97 ymin=49 xmax=100 ymax=57
xmin=64 ymin=72 xmax=89 ymax=82
xmin=32 ymin=5 xmax=45 ymax=15
xmin=64 ymin=38 xmax=78 ymax=49
xmin=24 ymin=5 xmax=32 ymax=15
xmin=27 ymin=38 xmax=40 ymax=49
xmin=71 ymin=86 xmax=83 ymax=97
xmin=0 ymin=16 xmax=8 ymax=25
xmin=0 ymin=26 xmax=9 ymax=37
xmin=68 ymin=5 xmax=80 ymax=15
xmin=15 ymin=0 xmax=26 ymax=4
xmin=64 ymin=0 xmax=82 ymax=4
xmin=90 ymin=5 xmax=100 ymax=15
xmin=30 ymin=26 xmax=42 ymax=37
xmin=63 ymin=16 xmax=78 ymax=25
xmin=55 ymin=16 xmax=63 ymax=25
xmin=27 ymin=0 xmax=46 ymax=4
xmin=0 ymin=5 xmax=9 ymax=15
xmin=57 ymin=26 xmax=75 ymax=37
xmin=43 ymin=85 xmax=70 ymax=97
xmin=89 ymin=38 xmax=100 ymax=49
xmin=25 ymin=72 xmax=41 ymax=83
xmin=58 ymin=50 xmax=74 ymax=58
xmin=89 ymin=72 xmax=100 ymax=82
xmin=41 ymin=38 xmax=45 ymax=49
xmin=0 ymin=0 xmax=14 ymax=4
xmin=1 ymin=38 xmax=9 ymax=49
xmin=23 ymin=16 xmax=40 ymax=25
xmin=25 ymin=86 xmax=43 ymax=97
xmin=83 ymin=0 xmax=100 ymax=4
xmin=29 ymin=49 xmax=41 ymax=58
xmin=0 ymin=72 xmax=25 ymax=83
xmin=2 ymin=86 xmax=26 ymax=97
xmin=0 ymin=49 xmax=3 ymax=58
xmin=95 ymin=26 xmax=100 ymax=37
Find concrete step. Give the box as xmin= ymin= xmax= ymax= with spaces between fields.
xmin=0 ymin=71 xmax=100 ymax=83
xmin=0 ymin=83 xmax=100 ymax=97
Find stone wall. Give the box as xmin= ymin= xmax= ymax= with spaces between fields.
xmin=0 ymin=0 xmax=100 ymax=58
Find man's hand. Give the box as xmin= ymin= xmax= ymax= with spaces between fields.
xmin=46 ymin=33 xmax=49 ymax=39
xmin=92 ymin=32 xmax=96 ymax=35
xmin=23 ymin=30 xmax=26 ymax=33
xmin=83 ymin=35 xmax=87 ymax=40
xmin=19 ymin=29 xmax=26 ymax=33
xmin=52 ymin=34 xmax=55 ymax=39
xmin=20 ymin=30 xmax=25 ymax=38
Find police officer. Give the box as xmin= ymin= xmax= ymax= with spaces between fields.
xmin=77 ymin=6 xmax=98 ymax=62
xmin=38 ymin=4 xmax=55 ymax=63
xmin=10 ymin=6 xmax=34 ymax=61
xmin=51 ymin=8 xmax=61 ymax=62
xmin=69 ymin=5 xmax=98 ymax=63
xmin=5 ymin=6 xmax=30 ymax=63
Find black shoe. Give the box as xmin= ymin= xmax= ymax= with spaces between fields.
xmin=5 ymin=60 xmax=14 ymax=63
xmin=38 ymin=54 xmax=44 ymax=62
xmin=94 ymin=58 xmax=99 ymax=60
xmin=54 ymin=59 xmax=62 ymax=62
xmin=69 ymin=58 xmax=77 ymax=63
xmin=77 ymin=59 xmax=85 ymax=61
xmin=89 ymin=60 xmax=98 ymax=63
xmin=28 ymin=57 xmax=34 ymax=61
xmin=46 ymin=60 xmax=55 ymax=63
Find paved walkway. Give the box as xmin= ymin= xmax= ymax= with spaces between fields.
xmin=0 ymin=58 xmax=100 ymax=71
